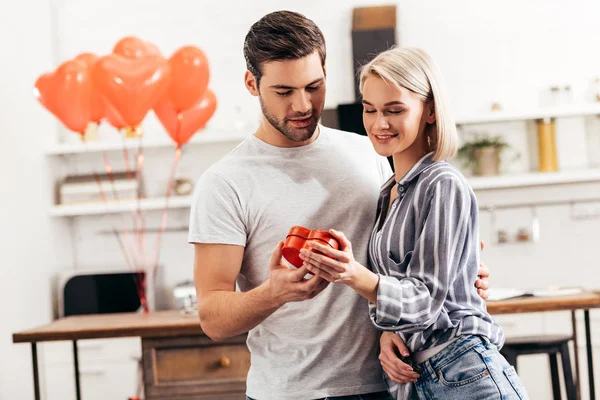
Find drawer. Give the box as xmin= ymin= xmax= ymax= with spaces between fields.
xmin=143 ymin=335 xmax=249 ymax=399
xmin=155 ymin=343 xmax=250 ymax=382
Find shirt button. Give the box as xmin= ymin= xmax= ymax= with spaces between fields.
xmin=392 ymin=203 xmax=397 ymax=209
xmin=399 ymin=186 xmax=405 ymax=192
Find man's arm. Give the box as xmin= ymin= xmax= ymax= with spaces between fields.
xmin=194 ymin=241 xmax=329 ymax=341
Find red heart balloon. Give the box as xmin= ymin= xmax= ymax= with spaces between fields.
xmin=94 ymin=54 xmax=170 ymax=128
xmin=167 ymin=46 xmax=210 ymax=111
xmin=154 ymin=89 xmax=217 ymax=146
xmin=103 ymin=98 xmax=127 ymax=130
xmin=34 ymin=59 xmax=91 ymax=135
xmin=113 ymin=36 xmax=162 ymax=59
xmin=74 ymin=53 xmax=105 ymax=124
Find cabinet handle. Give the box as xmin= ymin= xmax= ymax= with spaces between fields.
xmin=219 ymin=356 xmax=231 ymax=368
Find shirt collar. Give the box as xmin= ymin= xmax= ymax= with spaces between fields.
xmin=380 ymin=152 xmax=437 ymax=195
xmin=398 ymin=152 xmax=436 ymax=185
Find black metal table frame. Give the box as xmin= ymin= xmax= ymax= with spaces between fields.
xmin=31 ymin=340 xmax=81 ymax=400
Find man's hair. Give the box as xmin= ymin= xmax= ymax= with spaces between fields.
xmin=243 ymin=11 xmax=326 ymax=86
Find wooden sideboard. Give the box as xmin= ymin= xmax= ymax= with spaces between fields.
xmin=13 ymin=311 xmax=249 ymax=400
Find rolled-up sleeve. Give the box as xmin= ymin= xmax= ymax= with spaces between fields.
xmin=369 ymin=177 xmax=472 ymax=332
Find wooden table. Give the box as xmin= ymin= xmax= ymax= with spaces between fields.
xmin=487 ymin=291 xmax=600 ymax=400
xmin=14 ymin=293 xmax=600 ymax=400
xmin=12 ymin=310 xmax=249 ymax=400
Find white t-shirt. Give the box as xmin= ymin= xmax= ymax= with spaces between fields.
xmin=189 ymin=126 xmax=392 ymax=400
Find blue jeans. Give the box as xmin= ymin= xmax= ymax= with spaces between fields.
xmin=386 ymin=335 xmax=528 ymax=399
xmin=247 ymin=392 xmax=392 ymax=400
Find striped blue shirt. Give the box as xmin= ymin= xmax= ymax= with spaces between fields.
xmin=368 ymin=153 xmax=504 ymax=352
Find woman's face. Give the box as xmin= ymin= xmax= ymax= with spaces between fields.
xmin=361 ymin=75 xmax=434 ymax=158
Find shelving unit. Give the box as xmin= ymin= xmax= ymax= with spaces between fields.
xmin=45 ymin=130 xmax=249 ymax=156
xmin=45 ymin=106 xmax=600 ymax=217
xmin=47 ymin=169 xmax=600 ymax=217
xmin=49 ymin=196 xmax=193 ymax=217
xmin=455 ymin=103 xmax=600 ymax=125
xmin=468 ymin=168 xmax=600 ymax=191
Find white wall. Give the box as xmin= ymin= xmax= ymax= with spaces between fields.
xmin=0 ymin=0 xmax=72 ymax=398
xmin=2 ymin=0 xmax=600 ymax=399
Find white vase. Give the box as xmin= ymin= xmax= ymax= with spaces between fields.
xmin=473 ymin=147 xmax=501 ymax=176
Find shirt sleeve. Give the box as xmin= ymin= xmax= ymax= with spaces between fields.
xmin=188 ymin=171 xmax=247 ymax=246
xmin=369 ymin=177 xmax=475 ymax=333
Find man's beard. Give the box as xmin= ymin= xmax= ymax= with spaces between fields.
xmin=260 ymin=97 xmax=322 ymax=142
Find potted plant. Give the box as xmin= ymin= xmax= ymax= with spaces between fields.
xmin=457 ymin=135 xmax=511 ymax=176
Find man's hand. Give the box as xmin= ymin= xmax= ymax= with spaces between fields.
xmin=264 ymin=241 xmax=330 ymax=307
xmin=379 ymin=332 xmax=420 ymax=383
xmin=476 ymin=240 xmax=490 ymax=300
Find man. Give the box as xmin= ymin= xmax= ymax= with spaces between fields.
xmin=189 ymin=10 xmax=489 ymax=400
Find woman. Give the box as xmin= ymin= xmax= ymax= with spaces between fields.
xmin=299 ymin=47 xmax=528 ymax=399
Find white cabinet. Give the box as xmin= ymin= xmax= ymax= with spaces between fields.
xmin=40 ymin=338 xmax=141 ymax=400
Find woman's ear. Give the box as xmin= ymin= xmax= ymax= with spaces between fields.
xmin=245 ymin=71 xmax=259 ymax=97
xmin=426 ymin=101 xmax=436 ymax=124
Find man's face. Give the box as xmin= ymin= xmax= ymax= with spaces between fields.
xmin=248 ymin=52 xmax=326 ymax=142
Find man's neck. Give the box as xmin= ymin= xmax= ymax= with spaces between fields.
xmin=254 ymin=117 xmax=319 ymax=148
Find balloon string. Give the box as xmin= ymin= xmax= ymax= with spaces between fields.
xmin=135 ymin=137 xmax=148 ymax=272
xmin=118 ymin=133 xmax=145 ymax=274
xmin=112 ymin=228 xmax=146 ymax=311
xmin=148 ymin=145 xmax=182 ymax=284
xmin=122 ymin=145 xmax=133 ymax=180
xmin=101 ymin=151 xmax=140 ymax=269
xmin=84 ymin=141 xmax=139 ymax=276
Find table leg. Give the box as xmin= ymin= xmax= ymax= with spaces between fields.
xmin=31 ymin=343 xmax=40 ymax=400
xmin=572 ymin=310 xmax=582 ymax=400
xmin=73 ymin=340 xmax=81 ymax=400
xmin=585 ymin=310 xmax=595 ymax=400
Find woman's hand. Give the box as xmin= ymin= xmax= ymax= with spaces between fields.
xmin=299 ymin=229 xmax=362 ymax=283
xmin=299 ymin=229 xmax=379 ymax=303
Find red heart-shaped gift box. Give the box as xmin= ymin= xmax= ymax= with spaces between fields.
xmin=281 ymin=226 xmax=340 ymax=268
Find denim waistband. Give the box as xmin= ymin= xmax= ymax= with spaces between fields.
xmin=414 ymin=335 xmax=492 ymax=380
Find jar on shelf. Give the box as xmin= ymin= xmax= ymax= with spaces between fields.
xmin=536 ymin=117 xmax=559 ymax=172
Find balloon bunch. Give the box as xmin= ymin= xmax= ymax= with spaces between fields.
xmin=34 ymin=37 xmax=218 ymax=312
xmin=34 ymin=36 xmax=217 ymax=146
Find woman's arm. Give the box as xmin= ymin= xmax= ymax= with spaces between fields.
xmin=302 ymin=176 xmax=478 ymax=333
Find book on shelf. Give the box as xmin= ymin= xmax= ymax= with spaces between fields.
xmin=56 ymin=172 xmax=143 ymax=205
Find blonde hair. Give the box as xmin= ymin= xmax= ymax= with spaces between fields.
xmin=359 ymin=47 xmax=458 ymax=161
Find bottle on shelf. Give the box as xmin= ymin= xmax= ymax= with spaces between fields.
xmin=536 ymin=117 xmax=559 ymax=172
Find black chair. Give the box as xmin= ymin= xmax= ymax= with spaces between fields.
xmin=501 ymin=334 xmax=577 ymax=400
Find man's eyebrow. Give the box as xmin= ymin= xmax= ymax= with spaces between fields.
xmin=269 ymin=78 xmax=324 ymax=90
xmin=362 ymin=100 xmax=406 ymax=106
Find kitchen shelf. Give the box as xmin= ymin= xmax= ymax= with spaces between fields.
xmin=45 ymin=130 xmax=249 ymax=156
xmin=49 ymin=169 xmax=600 ymax=217
xmin=49 ymin=196 xmax=193 ymax=217
xmin=468 ymin=168 xmax=600 ymax=191
xmin=455 ymin=103 xmax=600 ymax=125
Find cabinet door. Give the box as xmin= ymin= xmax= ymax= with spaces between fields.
xmin=40 ymin=338 xmax=142 ymax=400
xmin=43 ymin=361 xmax=140 ymax=400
